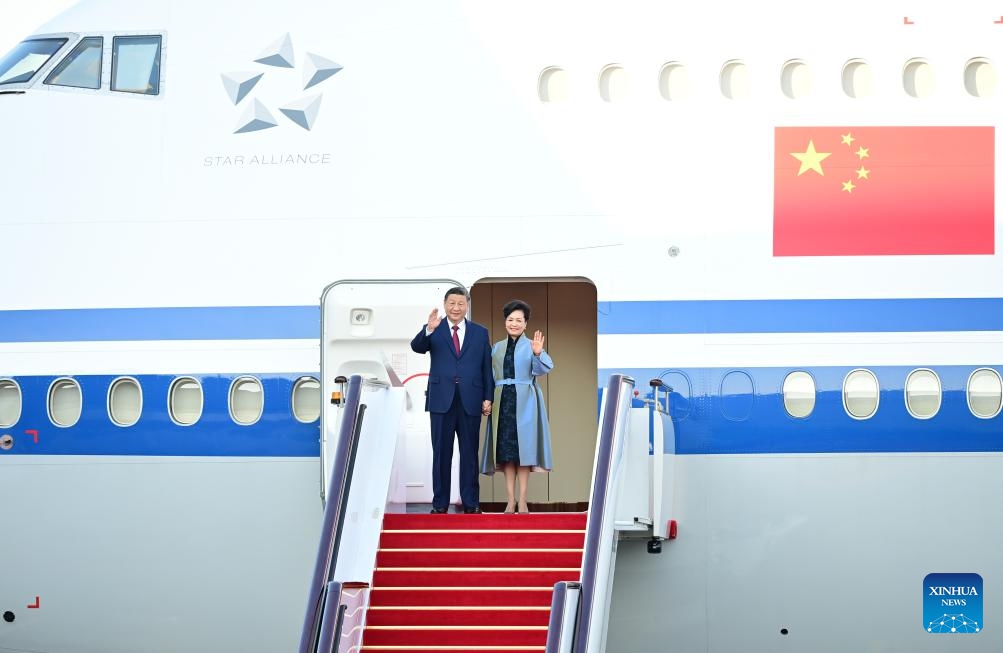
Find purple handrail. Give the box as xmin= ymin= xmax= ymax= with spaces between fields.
xmin=571 ymin=374 xmax=633 ymax=653
xmin=298 ymin=375 xmax=366 ymax=653
xmin=544 ymin=581 xmax=581 ymax=652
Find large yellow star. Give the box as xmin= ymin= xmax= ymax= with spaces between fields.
xmin=790 ymin=140 xmax=831 ymax=176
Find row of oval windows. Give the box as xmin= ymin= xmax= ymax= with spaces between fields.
xmin=0 ymin=376 xmax=321 ymax=429
xmin=539 ymin=58 xmax=997 ymax=102
xmin=779 ymin=368 xmax=1003 ymax=420
xmin=4 ymin=368 xmax=1000 ymax=428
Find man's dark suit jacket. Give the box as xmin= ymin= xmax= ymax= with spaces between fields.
xmin=410 ymin=319 xmax=495 ymax=416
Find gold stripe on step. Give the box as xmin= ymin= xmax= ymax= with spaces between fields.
xmin=370 ymin=586 xmax=554 ymax=591
xmin=381 ymin=529 xmax=585 ymax=534
xmin=366 ymin=625 xmax=547 ymax=630
xmin=376 ymin=567 xmax=581 ymax=572
xmin=362 ymin=647 xmax=545 ymax=650
xmin=367 ymin=606 xmax=550 ymax=610
xmin=378 ymin=548 xmax=584 ymax=552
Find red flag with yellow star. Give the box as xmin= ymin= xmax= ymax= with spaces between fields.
xmin=773 ymin=126 xmax=994 ymax=256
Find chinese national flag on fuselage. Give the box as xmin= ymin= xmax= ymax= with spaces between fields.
xmin=773 ymin=126 xmax=994 ymax=256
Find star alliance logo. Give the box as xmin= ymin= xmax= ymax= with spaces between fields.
xmin=220 ymin=33 xmax=342 ymax=134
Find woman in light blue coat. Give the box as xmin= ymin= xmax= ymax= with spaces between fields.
xmin=480 ymin=299 xmax=553 ymax=513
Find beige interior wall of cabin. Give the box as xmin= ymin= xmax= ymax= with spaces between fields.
xmin=471 ymin=280 xmax=598 ymax=505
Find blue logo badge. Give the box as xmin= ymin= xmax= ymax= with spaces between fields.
xmin=924 ymin=573 xmax=982 ymax=633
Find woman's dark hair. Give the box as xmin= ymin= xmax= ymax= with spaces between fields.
xmin=502 ymin=299 xmax=531 ymax=321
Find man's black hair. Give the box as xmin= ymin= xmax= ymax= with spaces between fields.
xmin=443 ymin=286 xmax=470 ymax=301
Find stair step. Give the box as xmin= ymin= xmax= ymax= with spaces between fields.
xmin=362 ymin=511 xmax=586 ymax=651
xmin=361 ymin=647 xmax=544 ymax=652
xmin=383 ymin=513 xmax=587 ymax=530
xmin=379 ymin=530 xmax=585 ymax=549
xmin=366 ymin=607 xmax=550 ymax=627
xmin=363 ymin=626 xmax=547 ymax=647
xmin=373 ymin=568 xmax=579 ymax=588
xmin=369 ymin=587 xmax=554 ymax=607
xmin=376 ymin=548 xmax=584 ymax=569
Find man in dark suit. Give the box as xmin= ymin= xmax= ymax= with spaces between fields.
xmin=411 ymin=286 xmax=494 ymax=514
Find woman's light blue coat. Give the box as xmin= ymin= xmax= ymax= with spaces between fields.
xmin=479 ymin=335 xmax=554 ymax=474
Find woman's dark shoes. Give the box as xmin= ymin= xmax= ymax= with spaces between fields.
xmin=429 ymin=506 xmax=448 ymax=514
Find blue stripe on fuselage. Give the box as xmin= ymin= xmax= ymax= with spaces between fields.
xmin=0 ymin=306 xmax=320 ymax=342
xmin=1 ymin=374 xmax=318 ymax=457
xmin=605 ymin=366 xmax=1003 ymax=455
xmin=596 ymin=297 xmax=1003 ymax=334
xmin=1 ymin=366 xmax=998 ymax=457
xmin=1 ymin=298 xmax=1003 ymax=342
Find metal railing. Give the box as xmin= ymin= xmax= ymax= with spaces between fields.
xmin=544 ymin=374 xmax=636 ymax=653
xmin=545 ymin=581 xmax=582 ymax=653
xmin=298 ymin=375 xmax=368 ymax=653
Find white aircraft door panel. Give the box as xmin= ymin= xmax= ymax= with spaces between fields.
xmin=320 ymin=279 xmax=463 ymax=505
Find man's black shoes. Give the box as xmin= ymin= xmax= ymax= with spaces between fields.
xmin=430 ymin=505 xmax=481 ymax=514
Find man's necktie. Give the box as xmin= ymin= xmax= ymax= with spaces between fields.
xmin=452 ymin=325 xmax=461 ymax=355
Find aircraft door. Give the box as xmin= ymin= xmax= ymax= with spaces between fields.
xmin=320 ymin=279 xmax=463 ymax=505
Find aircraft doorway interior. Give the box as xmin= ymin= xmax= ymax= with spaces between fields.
xmin=471 ymin=279 xmax=598 ymax=510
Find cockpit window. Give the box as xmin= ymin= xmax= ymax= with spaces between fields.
xmin=111 ymin=35 xmax=161 ymax=95
xmin=0 ymin=38 xmax=67 ymax=85
xmin=45 ymin=37 xmax=103 ymax=89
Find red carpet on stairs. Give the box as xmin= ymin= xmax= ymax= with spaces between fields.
xmin=361 ymin=511 xmax=587 ymax=653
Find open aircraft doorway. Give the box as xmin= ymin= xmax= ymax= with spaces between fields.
xmin=471 ymin=278 xmax=598 ymax=511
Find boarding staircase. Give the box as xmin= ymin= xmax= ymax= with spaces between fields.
xmin=297 ymin=373 xmax=675 ymax=653
xmin=362 ymin=511 xmax=587 ymax=651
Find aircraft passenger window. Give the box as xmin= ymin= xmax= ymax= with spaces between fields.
xmin=720 ymin=61 xmax=749 ymax=100
xmin=843 ymin=369 xmax=878 ymax=419
xmin=0 ymin=38 xmax=67 ymax=85
xmin=905 ymin=369 xmax=941 ymax=419
xmin=111 ymin=35 xmax=162 ymax=95
xmin=658 ymin=62 xmax=689 ymax=101
xmin=169 ymin=377 xmax=203 ymax=426
xmin=230 ymin=377 xmax=264 ymax=425
xmin=782 ymin=371 xmax=815 ymax=418
xmin=720 ymin=371 xmax=754 ymax=421
xmin=44 ymin=37 xmax=103 ymax=89
xmin=964 ymin=58 xmax=996 ymax=98
xmin=903 ymin=59 xmax=933 ymax=98
xmin=292 ymin=377 xmax=321 ymax=423
xmin=659 ymin=371 xmax=691 ymax=420
xmin=0 ymin=379 xmax=22 ymax=427
xmin=538 ymin=67 xmax=568 ymax=103
xmin=48 ymin=378 xmax=82 ymax=427
xmin=781 ymin=60 xmax=812 ymax=99
xmin=841 ymin=60 xmax=874 ymax=98
xmin=108 ymin=377 xmax=142 ymax=427
xmin=967 ymin=368 xmax=1002 ymax=419
xmin=599 ymin=65 xmax=629 ymax=102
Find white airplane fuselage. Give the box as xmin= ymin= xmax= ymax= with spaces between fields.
xmin=1 ymin=1 xmax=1001 ymax=651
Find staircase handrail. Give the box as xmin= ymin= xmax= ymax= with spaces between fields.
xmin=298 ymin=374 xmax=370 ymax=653
xmin=570 ymin=374 xmax=636 ymax=653
xmin=544 ymin=580 xmax=582 ymax=653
